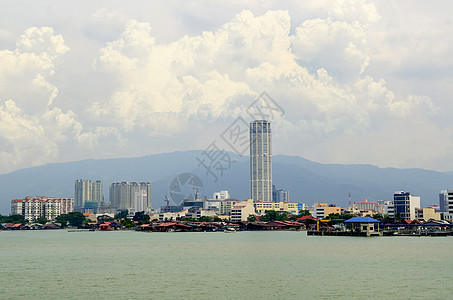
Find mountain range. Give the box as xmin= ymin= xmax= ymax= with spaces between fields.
xmin=1 ymin=150 xmax=452 ymax=214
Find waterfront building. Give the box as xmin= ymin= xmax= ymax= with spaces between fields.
xmin=415 ymin=207 xmax=441 ymax=221
xmin=353 ymin=199 xmax=381 ymax=213
xmin=109 ymin=182 xmax=151 ymax=213
xmin=254 ymin=201 xmax=298 ymax=215
xmin=254 ymin=201 xmax=275 ymax=215
xmin=312 ymin=203 xmax=343 ymax=219
xmin=11 ymin=199 xmax=23 ymax=215
xmin=250 ymin=120 xmax=272 ymax=202
xmin=382 ymin=201 xmax=395 ymax=217
xmin=60 ymin=198 xmax=74 ymax=215
xmin=43 ymin=198 xmax=61 ymax=221
xmin=344 ymin=217 xmax=382 ymax=236
xmin=11 ymin=197 xmax=74 ymax=222
xmin=75 ymin=179 xmax=103 ymax=211
xmin=393 ymin=191 xmax=420 ymax=220
xmin=231 ymin=202 xmax=256 ymax=222
xmin=213 ymin=190 xmax=230 ymax=200
xmin=185 ymin=207 xmax=216 ymax=219
xmin=158 ymin=209 xmax=191 ymax=221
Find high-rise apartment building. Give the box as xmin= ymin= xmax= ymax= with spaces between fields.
xmin=276 ymin=190 xmax=289 ymax=202
xmin=250 ymin=120 xmax=272 ymax=202
xmin=393 ymin=191 xmax=420 ymax=220
xmin=74 ymin=179 xmax=103 ymax=211
xmin=109 ymin=182 xmax=151 ymax=213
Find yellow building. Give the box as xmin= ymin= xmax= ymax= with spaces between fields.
xmin=254 ymin=201 xmax=298 ymax=215
xmin=313 ymin=203 xmax=343 ymax=219
xmin=254 ymin=201 xmax=275 ymax=215
xmin=416 ymin=207 xmax=441 ymax=221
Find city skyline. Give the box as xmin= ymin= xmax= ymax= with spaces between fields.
xmin=1 ymin=1 xmax=453 ymax=175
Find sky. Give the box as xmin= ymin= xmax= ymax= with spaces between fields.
xmin=0 ymin=0 xmax=452 ymax=175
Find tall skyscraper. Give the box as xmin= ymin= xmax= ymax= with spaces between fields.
xmin=109 ymin=182 xmax=151 ymax=213
xmin=250 ymin=120 xmax=272 ymax=202
xmin=74 ymin=179 xmax=103 ymax=211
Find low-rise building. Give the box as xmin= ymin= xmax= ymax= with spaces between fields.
xmin=254 ymin=201 xmax=298 ymax=215
xmin=231 ymin=202 xmax=255 ymax=222
xmin=416 ymin=208 xmax=441 ymax=221
xmin=312 ymin=203 xmax=343 ymax=219
xmin=352 ymin=199 xmax=381 ymax=213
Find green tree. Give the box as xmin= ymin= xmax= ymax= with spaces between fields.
xmin=121 ymin=217 xmax=135 ymax=229
xmin=299 ymin=210 xmax=311 ymax=216
xmin=66 ymin=212 xmax=86 ymax=228
xmin=247 ymin=214 xmax=257 ymax=222
xmin=55 ymin=214 xmax=69 ymax=227
xmin=115 ymin=210 xmax=128 ymax=220
xmin=327 ymin=213 xmax=354 ymax=220
xmin=199 ymin=216 xmax=214 ymax=222
xmin=259 ymin=211 xmax=290 ymax=222
xmin=372 ymin=213 xmax=383 ymax=220
xmin=36 ymin=217 xmax=49 ymax=225
xmin=133 ymin=211 xmax=150 ymax=224
xmin=0 ymin=214 xmax=26 ymax=223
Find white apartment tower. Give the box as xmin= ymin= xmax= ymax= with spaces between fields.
xmin=250 ymin=120 xmax=272 ymax=202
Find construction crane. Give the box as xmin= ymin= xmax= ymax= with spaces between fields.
xmin=164 ymin=195 xmax=170 ymax=212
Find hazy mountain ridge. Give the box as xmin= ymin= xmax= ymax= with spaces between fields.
xmin=1 ymin=151 xmax=451 ymax=214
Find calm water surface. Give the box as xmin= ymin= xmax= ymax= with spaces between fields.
xmin=1 ymin=230 xmax=452 ymax=299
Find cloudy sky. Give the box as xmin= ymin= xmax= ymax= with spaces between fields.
xmin=0 ymin=0 xmax=452 ymax=174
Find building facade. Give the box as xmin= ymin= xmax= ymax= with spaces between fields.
xmin=312 ymin=203 xmax=343 ymax=219
xmin=276 ymin=190 xmax=289 ymax=203
xmin=74 ymin=179 xmax=103 ymax=211
xmin=109 ymin=182 xmax=151 ymax=213
xmin=439 ymin=190 xmax=453 ymax=213
xmin=250 ymin=120 xmax=272 ymax=202
xmin=231 ymin=202 xmax=256 ymax=222
xmin=393 ymin=191 xmax=420 ymax=220
xmin=11 ymin=197 xmax=74 ymax=222
xmin=254 ymin=201 xmax=298 ymax=215
xmin=415 ymin=207 xmax=441 ymax=221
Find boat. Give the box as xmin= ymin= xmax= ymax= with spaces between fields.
xmin=224 ymin=227 xmax=236 ymax=233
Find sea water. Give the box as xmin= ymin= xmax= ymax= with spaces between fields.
xmin=1 ymin=230 xmax=452 ymax=299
